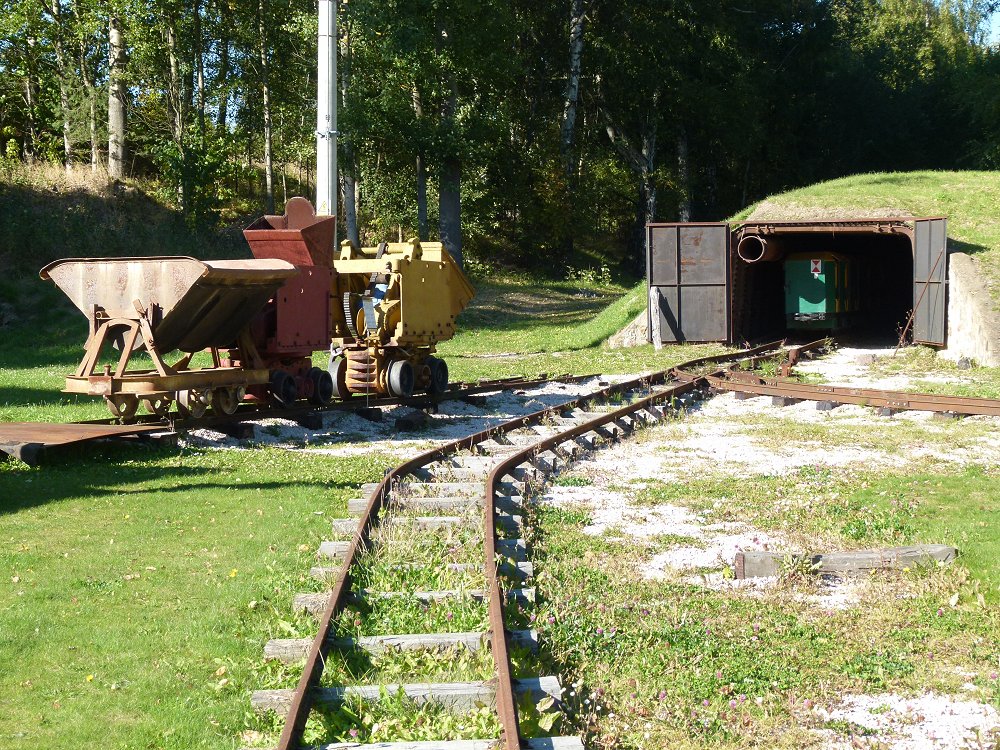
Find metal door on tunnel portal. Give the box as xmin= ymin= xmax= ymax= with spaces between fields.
xmin=647 ymin=223 xmax=730 ymax=343
xmin=912 ymin=218 xmax=947 ymax=347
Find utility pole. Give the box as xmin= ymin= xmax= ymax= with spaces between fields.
xmin=316 ymin=0 xmax=338 ymax=234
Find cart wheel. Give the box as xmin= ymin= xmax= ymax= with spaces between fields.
xmin=387 ymin=359 xmax=415 ymax=398
xmin=105 ymin=394 xmax=139 ymax=419
xmin=211 ymin=386 xmax=241 ymax=416
xmin=309 ymin=367 xmax=334 ymax=405
xmin=141 ymin=396 xmax=172 ymax=417
xmin=426 ymin=356 xmax=449 ymax=395
xmin=328 ymin=356 xmax=349 ymax=400
xmin=177 ymin=389 xmax=208 ymax=419
xmin=270 ymin=370 xmax=298 ymax=407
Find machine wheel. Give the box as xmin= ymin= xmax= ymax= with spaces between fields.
xmin=141 ymin=396 xmax=172 ymax=417
xmin=328 ymin=355 xmax=350 ymax=399
xmin=211 ymin=386 xmax=242 ymax=416
xmin=309 ymin=367 xmax=335 ymax=405
xmin=387 ymin=359 xmax=415 ymax=398
xmin=426 ymin=356 xmax=449 ymax=395
xmin=177 ymin=389 xmax=208 ymax=419
xmin=105 ymin=394 xmax=139 ymax=419
xmin=270 ymin=370 xmax=298 ymax=407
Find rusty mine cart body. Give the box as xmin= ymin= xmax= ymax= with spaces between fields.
xmin=41 ymin=256 xmax=297 ymax=418
xmin=43 ymin=197 xmax=475 ymax=418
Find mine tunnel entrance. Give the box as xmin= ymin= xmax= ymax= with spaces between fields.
xmin=732 ymin=229 xmax=916 ymax=344
xmin=646 ymin=218 xmax=947 ymax=347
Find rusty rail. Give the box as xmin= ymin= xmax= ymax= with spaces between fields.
xmin=273 ymin=341 xmax=790 ymax=750
xmin=707 ymin=373 xmax=1000 ymax=417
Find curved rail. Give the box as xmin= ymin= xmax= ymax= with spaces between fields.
xmin=274 ymin=341 xmax=791 ymax=750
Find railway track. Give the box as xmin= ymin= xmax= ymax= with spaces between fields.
xmin=0 ymin=374 xmax=594 ymax=465
xmin=252 ymin=341 xmax=795 ymax=750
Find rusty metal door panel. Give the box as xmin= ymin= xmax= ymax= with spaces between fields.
xmin=647 ymin=223 xmax=730 ymax=343
xmin=912 ymin=218 xmax=947 ymax=346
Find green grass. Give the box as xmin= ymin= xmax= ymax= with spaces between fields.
xmin=633 ymin=464 xmax=1000 ymax=601
xmin=0 ymin=446 xmax=396 ymax=749
xmin=534 ymin=495 xmax=1000 ymax=749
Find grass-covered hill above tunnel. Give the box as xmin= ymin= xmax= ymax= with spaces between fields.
xmin=733 ymin=170 xmax=1000 ymax=306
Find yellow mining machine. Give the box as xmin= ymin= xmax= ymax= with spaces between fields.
xmin=329 ymin=236 xmax=475 ymax=398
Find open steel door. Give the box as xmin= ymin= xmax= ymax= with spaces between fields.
xmin=647 ymin=223 xmax=731 ymax=343
xmin=912 ymin=218 xmax=948 ymax=346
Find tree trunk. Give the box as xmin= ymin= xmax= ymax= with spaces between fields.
xmin=339 ymin=17 xmax=360 ymax=247
xmin=74 ymin=4 xmax=99 ymax=173
xmin=23 ymin=39 xmax=38 ymax=163
xmin=259 ymin=0 xmax=275 ymax=214
xmin=416 ymin=154 xmax=428 ymax=242
xmin=43 ymin=1 xmax=72 ymax=170
xmin=165 ymin=17 xmax=189 ymax=211
xmin=677 ymin=126 xmax=690 ymax=221
xmin=439 ymin=157 xmax=463 ymax=268
xmin=107 ymin=17 xmax=127 ymax=180
xmin=216 ymin=37 xmax=230 ymax=128
xmin=412 ymin=85 xmax=429 ymax=241
xmin=194 ymin=0 xmax=205 ymax=133
xmin=438 ymin=72 xmax=463 ymax=267
xmin=560 ymin=0 xmax=588 ymax=178
xmin=600 ymin=90 xmax=658 ymax=267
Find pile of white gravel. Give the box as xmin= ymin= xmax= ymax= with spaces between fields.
xmin=182 ymin=376 xmax=614 ymax=460
xmin=816 ymin=691 xmax=1000 ymax=749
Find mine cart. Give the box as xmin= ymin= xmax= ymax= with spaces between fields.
xmin=330 ymin=236 xmax=475 ymax=398
xmin=41 ymin=256 xmax=296 ymax=419
xmin=242 ymin=196 xmax=337 ymax=405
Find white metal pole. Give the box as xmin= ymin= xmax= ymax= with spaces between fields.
xmin=316 ymin=0 xmax=337 ymax=224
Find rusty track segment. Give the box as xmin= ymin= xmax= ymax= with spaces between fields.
xmin=273 ymin=341 xmax=790 ymax=750
xmin=0 ymin=374 xmax=595 ymax=465
xmin=0 ymin=423 xmax=170 ymax=465
xmin=707 ymin=372 xmax=1000 ymax=416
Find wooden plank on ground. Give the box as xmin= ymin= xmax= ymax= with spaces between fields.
xmin=300 ymin=738 xmax=583 ymax=750
xmin=735 ymin=544 xmax=958 ymax=579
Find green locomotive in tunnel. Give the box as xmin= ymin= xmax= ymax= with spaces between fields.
xmin=783 ymin=251 xmax=861 ymax=332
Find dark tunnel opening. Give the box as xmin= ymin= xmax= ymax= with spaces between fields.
xmin=732 ymin=231 xmax=915 ymax=345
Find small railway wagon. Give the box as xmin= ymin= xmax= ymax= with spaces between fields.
xmin=783 ymin=252 xmax=860 ymax=332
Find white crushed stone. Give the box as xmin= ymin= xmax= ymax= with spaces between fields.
xmin=182 ymin=376 xmax=615 ymax=462
xmin=794 ymin=346 xmax=976 ymax=391
xmin=540 ymin=451 xmax=789 ymax=582
xmin=540 ymin=345 xmax=999 ymax=606
xmin=816 ymin=692 xmax=1000 ymax=749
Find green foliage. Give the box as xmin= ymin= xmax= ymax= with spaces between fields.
xmin=3 ymin=0 xmax=1000 ymax=271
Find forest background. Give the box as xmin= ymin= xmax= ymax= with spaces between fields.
xmin=3 ymin=0 xmax=1000 ymax=274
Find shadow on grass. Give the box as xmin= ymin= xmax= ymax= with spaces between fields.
xmin=948 ymin=238 xmax=989 ymax=257
xmin=460 ymin=282 xmax=617 ymax=330
xmin=0 ymin=385 xmax=79 ymax=407
xmin=0 ymin=443 xmax=361 ymax=514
